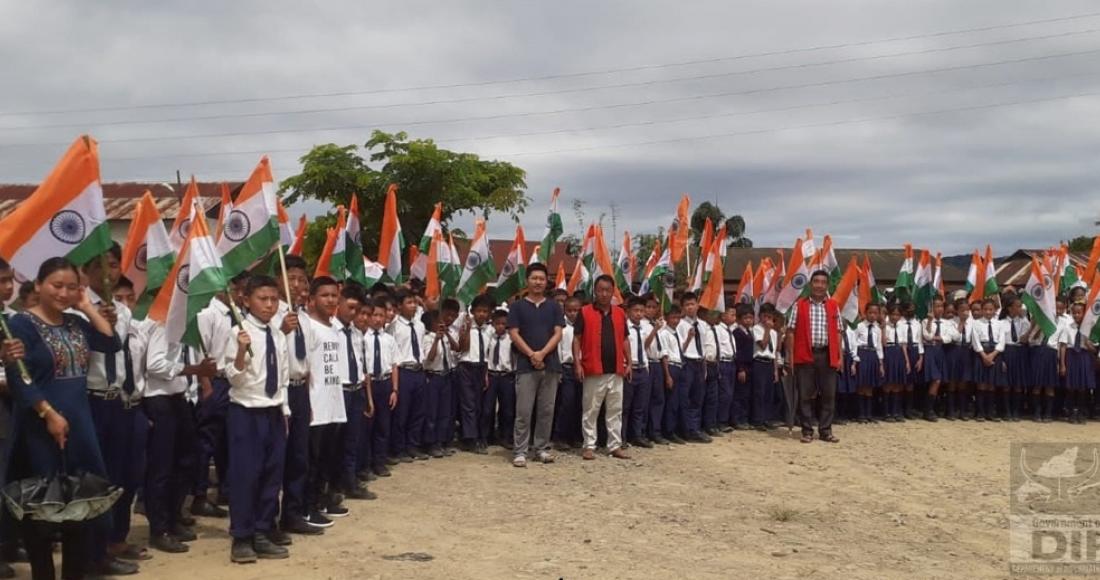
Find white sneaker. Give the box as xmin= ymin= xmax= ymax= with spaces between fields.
xmin=512 ymin=455 xmax=527 ymax=468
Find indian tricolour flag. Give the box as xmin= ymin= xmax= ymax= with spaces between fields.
xmin=217 ymin=157 xmax=280 ymax=278
xmin=895 ymin=243 xmax=915 ymax=300
xmin=1020 ymin=257 xmax=1058 ymax=339
xmin=363 ymin=257 xmax=384 ymax=288
xmin=345 ymin=195 xmax=366 ymax=285
xmin=169 ymin=177 xmax=201 ymax=252
xmin=734 ymin=262 xmax=754 ymax=306
xmin=411 ymin=202 xmax=442 ymax=281
xmin=327 ymin=207 xmax=348 ymax=281
xmin=0 ymin=136 xmax=113 ymax=282
xmin=121 ymin=191 xmax=175 ymax=320
xmin=1080 ymin=283 xmax=1100 ymax=343
xmin=614 ymin=231 xmax=632 ymax=296
xmin=378 ymin=184 xmax=404 ymax=283
xmin=493 ymin=226 xmax=526 ymax=303
xmin=776 ymin=238 xmax=809 ymax=314
xmin=288 ymin=214 xmax=307 ymax=257
xmin=148 ymin=201 xmax=228 ymax=348
xmin=833 ymin=257 xmax=861 ymax=326
xmin=456 ymin=219 xmax=496 ymax=305
xmin=539 ymin=187 xmax=563 ymax=264
xmin=214 ymin=182 xmax=233 ymax=244
xmin=982 ymin=245 xmax=999 ymax=298
xmin=442 ymin=234 xmax=462 ymax=297
xmin=913 ymin=249 xmax=933 ymax=318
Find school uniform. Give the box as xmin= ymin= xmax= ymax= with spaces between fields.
xmin=1001 ymin=317 xmax=1031 ymax=389
xmin=362 ymin=327 xmax=397 ymax=474
xmin=922 ymin=317 xmax=955 ymax=383
xmin=105 ymin=317 xmax=151 ymax=549
xmin=552 ymin=319 xmax=582 ymax=446
xmin=730 ymin=325 xmax=754 ymax=428
xmin=334 ymin=318 xmax=365 ymax=492
xmin=144 ymin=324 xmax=201 ymax=542
xmin=659 ymin=325 xmax=685 ymax=440
xmin=1061 ymin=323 xmax=1096 ymax=392
xmin=387 ymin=314 xmax=428 ymax=459
xmin=855 ymin=322 xmax=884 ymax=389
xmin=272 ymin=303 xmax=312 ymax=529
xmin=1031 ymin=323 xmax=1062 ymax=391
xmin=643 ymin=320 xmax=668 ymax=442
xmin=900 ymin=318 xmax=924 ymax=386
xmin=750 ymin=325 xmax=778 ymax=427
xmin=300 ymin=313 xmax=347 ymax=520
xmin=194 ymin=299 xmax=234 ymax=506
xmin=625 ymin=319 xmax=650 ymax=443
xmin=223 ymin=314 xmax=290 ymax=542
xmin=881 ymin=324 xmax=909 ymax=385
xmin=970 ymin=317 xmax=1006 ymax=385
xmin=457 ymin=321 xmax=491 ymax=446
xmin=714 ymin=322 xmax=736 ymax=429
xmin=486 ymin=331 xmax=515 ymax=447
xmin=422 ymin=329 xmax=456 ymax=455
xmin=837 ymin=327 xmax=860 ymax=395
xmin=675 ymin=316 xmax=709 ymax=438
xmin=700 ymin=322 xmax=721 ymax=433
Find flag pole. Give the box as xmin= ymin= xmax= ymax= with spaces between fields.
xmin=276 ymin=243 xmax=293 ymax=307
xmin=0 ymin=316 xmax=32 ymax=385
xmin=227 ymin=296 xmax=253 ymax=359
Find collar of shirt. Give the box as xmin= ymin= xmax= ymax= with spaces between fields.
xmin=245 ymin=313 xmax=271 ymax=331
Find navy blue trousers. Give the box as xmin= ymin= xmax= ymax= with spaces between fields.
xmin=340 ymin=388 xmax=366 ymax=491
xmin=365 ymin=378 xmax=393 ymax=471
xmin=143 ymin=394 xmax=197 ymax=537
xmin=433 ymin=372 xmax=456 ymax=447
xmin=487 ymin=374 xmax=515 ymax=446
xmin=227 ymin=404 xmax=286 ymax=540
xmin=89 ymin=396 xmax=147 ymax=547
xmin=717 ymin=361 xmax=735 ymax=426
xmin=680 ymin=360 xmax=706 ymax=434
xmin=627 ymin=368 xmax=650 ymax=441
xmin=662 ymin=364 xmax=686 ymax=436
xmin=702 ymin=362 xmax=720 ymax=430
xmin=421 ymin=372 xmax=443 ymax=447
xmin=647 ymin=362 xmax=665 ymax=440
xmin=390 ymin=369 xmax=426 ymax=456
xmin=553 ymin=366 xmax=582 ymax=444
xmin=731 ymin=364 xmax=752 ymax=426
xmin=280 ymin=383 xmax=310 ymax=525
xmin=194 ymin=377 xmax=229 ymax=499
xmin=752 ymin=359 xmax=776 ymax=426
xmin=457 ymin=363 xmax=487 ymax=441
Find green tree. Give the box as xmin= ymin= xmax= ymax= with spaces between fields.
xmin=689 ymin=201 xmax=753 ymax=248
xmin=281 ymin=131 xmax=528 ymax=266
xmin=1067 ymin=235 xmax=1095 ymax=253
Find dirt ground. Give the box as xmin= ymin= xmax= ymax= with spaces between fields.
xmin=67 ymin=421 xmax=1095 ymax=579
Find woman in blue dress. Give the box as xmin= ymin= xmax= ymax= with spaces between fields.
xmin=1 ymin=258 xmax=119 ymax=580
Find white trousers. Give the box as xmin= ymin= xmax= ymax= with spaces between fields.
xmin=581 ymin=373 xmax=624 ymax=452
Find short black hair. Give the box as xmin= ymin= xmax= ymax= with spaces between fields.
xmin=441 ymin=298 xmax=460 ymax=314
xmin=471 ymin=294 xmax=496 ymax=311
xmin=550 ymin=288 xmax=568 ymax=299
xmin=369 ymin=282 xmax=392 ymax=297
xmin=593 ymin=274 xmax=615 ymax=290
xmin=491 ymin=308 xmax=509 ymax=321
xmin=810 ymin=269 xmax=829 ymax=282
xmin=421 ymin=309 xmax=439 ymax=329
xmin=115 ymin=275 xmax=134 ymax=290
xmin=680 ymin=291 xmax=698 ymax=304
xmin=246 ymin=274 xmax=280 ymax=296
xmin=341 ymin=282 xmax=365 ymax=303
xmin=231 ymin=271 xmax=250 ymax=285
xmin=372 ymin=296 xmax=392 ymax=310
xmin=666 ymin=304 xmax=683 ymax=316
xmin=394 ymin=288 xmax=416 ymax=305
xmin=284 ymin=254 xmax=308 ymax=273
xmin=310 ymin=276 xmax=339 ymax=295
xmin=564 ymin=295 xmax=582 ymax=307
xmin=526 ymin=262 xmax=548 ymax=279
xmin=36 ymin=257 xmax=78 ymax=283
xmin=18 ymin=281 xmax=34 ymax=299
xmin=736 ymin=304 xmax=754 ymax=318
xmin=626 ymin=296 xmax=646 ymax=309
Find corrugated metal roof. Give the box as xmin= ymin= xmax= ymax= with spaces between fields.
xmin=0 ymin=181 xmax=242 ymax=221
xmin=995 ymin=249 xmax=1090 ymax=286
xmin=722 ymin=247 xmax=968 ymax=286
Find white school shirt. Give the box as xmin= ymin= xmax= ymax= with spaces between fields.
xmin=842 ymin=327 xmax=861 ymax=363
xmin=223 ymin=314 xmax=290 ymax=415
xmin=626 ymin=321 xmax=649 ymax=367
xmin=702 ymin=322 xmax=719 ymax=362
xmin=642 ymin=319 xmax=663 ymax=362
xmin=362 ymin=328 xmax=398 ymax=379
xmin=970 ymin=317 xmax=1006 ymax=353
xmin=558 ymin=320 xmax=576 ymax=365
xmin=70 ymin=288 xmax=130 ymax=392
xmin=459 ymin=321 xmax=492 ymax=365
xmin=1039 ymin=317 xmax=1069 ymax=349
xmin=387 ymin=314 xmax=427 ymax=367
xmin=715 ymin=322 xmax=735 ymax=361
xmin=125 ymin=317 xmax=154 ymax=403
xmin=922 ymin=318 xmax=958 ymax=345
xmin=1002 ymin=317 xmax=1031 ymax=346
xmin=422 ymin=330 xmax=456 ymax=373
xmin=273 ymin=302 xmax=310 ymax=383
xmin=487 ymin=332 xmax=513 ymax=373
xmin=301 ymin=313 xmax=347 ymax=426
xmin=751 ymin=325 xmax=778 ymax=360
xmin=676 ymin=317 xmax=708 ymax=361
xmin=855 ymin=321 xmax=885 ymax=360
xmin=333 ymin=318 xmax=364 ymax=386
xmin=145 ymin=324 xmax=197 ymax=398
xmin=197 ymin=299 xmax=234 ymax=374
xmin=900 ymin=318 xmax=925 ymax=355
xmin=660 ymin=326 xmax=683 ymax=365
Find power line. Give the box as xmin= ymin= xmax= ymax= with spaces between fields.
xmin=3 ymin=26 xmax=1099 ymax=134
xmin=5 ymin=43 xmax=1097 ymax=149
xmin=5 ymin=9 xmax=1100 ymax=118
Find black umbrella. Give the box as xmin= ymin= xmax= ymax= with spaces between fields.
xmin=2 ymin=458 xmax=121 ymax=523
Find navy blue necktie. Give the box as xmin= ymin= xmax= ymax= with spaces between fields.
xmin=182 ymin=347 xmax=193 ymax=388
xmin=842 ymin=329 xmax=850 ymax=353
xmin=410 ymin=322 xmax=421 ymax=363
xmin=344 ymin=327 xmax=359 ymax=383
xmin=867 ymin=325 xmax=875 ymax=349
xmin=122 ymin=336 xmax=135 ymax=396
xmin=264 ymin=326 xmax=278 ymax=397
xmin=934 ymin=320 xmax=941 ymax=337
xmin=1076 ymin=329 xmax=1082 ymax=350
xmin=293 ymin=309 xmax=306 ymax=361
xmin=987 ymin=321 xmax=994 ymax=346
xmin=478 ymin=327 xmax=486 ymax=364
xmin=692 ymin=321 xmax=702 ymax=356
xmin=1010 ymin=319 xmax=1018 ymax=342
xmin=493 ymin=335 xmax=502 ymax=367
xmin=441 ymin=335 xmax=451 ymax=373
xmin=103 ymin=302 xmax=117 ymax=384
xmin=634 ymin=325 xmax=644 ymax=366
xmin=373 ymin=331 xmax=383 ymax=379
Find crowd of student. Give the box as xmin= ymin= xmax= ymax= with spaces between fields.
xmin=0 ymin=247 xmax=1094 ymax=579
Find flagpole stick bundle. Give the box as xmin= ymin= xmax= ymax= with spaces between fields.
xmin=276 ymin=243 xmax=293 ymax=305
xmin=227 ymin=299 xmax=253 ymax=359
xmin=0 ymin=317 xmax=33 ymax=385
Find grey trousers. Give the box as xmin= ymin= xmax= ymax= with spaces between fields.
xmin=795 ymin=348 xmax=837 ymax=438
xmin=514 ymin=370 xmax=561 ymax=458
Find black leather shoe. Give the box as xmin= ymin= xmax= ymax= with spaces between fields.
xmin=253 ymin=534 xmax=289 ymax=559
xmin=92 ymin=557 xmax=139 ymax=576
xmin=151 ymin=533 xmax=189 ymax=554
xmin=398 ymin=453 xmax=414 ymax=463
xmin=412 ymin=449 xmax=430 ymax=461
xmin=283 ymin=517 xmax=323 ymax=535
xmin=667 ymin=434 xmax=687 ymax=445
xmin=0 ymin=561 xmax=12 ymax=579
xmin=178 ymin=513 xmax=196 ymax=527
xmin=267 ymin=529 xmax=293 ymax=546
xmin=629 ymin=438 xmax=654 ymax=449
xmin=429 ymin=445 xmax=445 ymax=458
xmin=191 ymin=499 xmax=228 ymax=518
xmin=231 ymin=538 xmax=257 ymax=564
xmin=651 ymin=435 xmax=670 ymax=445
xmin=385 ymin=456 xmax=400 ymax=466
xmin=345 ymin=487 xmax=377 ymax=500
xmin=169 ymin=524 xmax=197 ymax=543
xmin=372 ymin=465 xmax=392 ymax=478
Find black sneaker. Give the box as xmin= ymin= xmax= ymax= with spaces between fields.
xmin=475 ymin=440 xmax=489 ymax=455
xmin=412 ymin=449 xmax=430 ymax=461
xmin=322 ymin=504 xmax=350 ymax=518
xmin=191 ymin=498 xmax=228 ymax=518
xmin=667 ymin=434 xmax=688 ymax=445
xmin=428 ymin=445 xmax=444 ymax=458
xmin=253 ymin=534 xmax=289 ymax=560
xmin=629 ymin=437 xmax=654 ymax=449
xmin=267 ymin=529 xmax=293 ymax=546
xmin=91 ymin=557 xmax=139 ymax=576
xmin=397 ymin=453 xmax=414 ymax=464
xmin=385 ymin=456 xmax=400 ymax=466
xmin=231 ymin=538 xmax=257 ymax=564
xmin=720 ymin=425 xmax=734 ymax=433
xmin=304 ymin=511 xmax=334 ymax=529
xmin=651 ymin=435 xmax=670 ymax=445
xmin=169 ymin=524 xmax=197 ymax=543
xmin=345 ymin=487 xmax=377 ymax=500
xmin=372 ymin=465 xmax=392 ymax=478
xmin=283 ymin=518 xmax=323 ymax=535
xmin=151 ymin=533 xmax=189 ymax=554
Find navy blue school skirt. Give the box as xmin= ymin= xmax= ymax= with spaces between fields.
xmin=1030 ymin=345 xmax=1059 ymax=389
xmin=972 ymin=348 xmax=1005 ymax=386
xmin=1065 ymin=348 xmax=1096 ymax=391
xmin=946 ymin=344 xmax=970 ymax=383
xmin=882 ymin=345 xmax=908 ymax=385
xmin=837 ymin=352 xmax=857 ymax=394
xmin=857 ymin=348 xmax=881 ymax=390
xmin=923 ymin=344 xmax=947 ymax=383
xmin=1002 ymin=344 xmax=1031 ymax=390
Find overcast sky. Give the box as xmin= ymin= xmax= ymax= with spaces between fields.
xmin=3 ymin=0 xmax=1100 ymax=255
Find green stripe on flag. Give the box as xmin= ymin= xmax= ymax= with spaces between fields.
xmin=64 ymin=223 xmax=113 ymax=267
xmin=220 ymin=219 xmax=280 ymax=278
